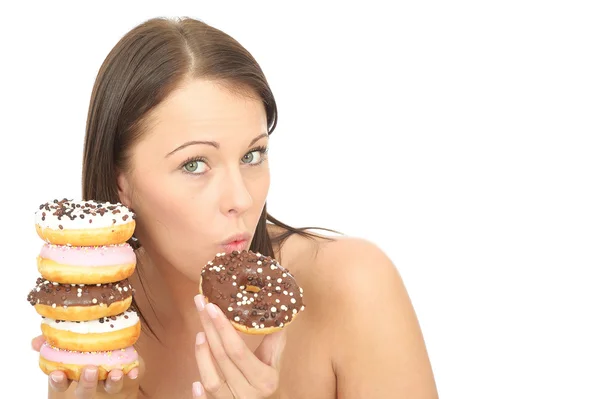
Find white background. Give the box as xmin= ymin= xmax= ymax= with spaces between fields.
xmin=1 ymin=1 xmax=599 ymax=398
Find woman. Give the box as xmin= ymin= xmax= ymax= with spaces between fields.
xmin=31 ymin=16 xmax=438 ymax=398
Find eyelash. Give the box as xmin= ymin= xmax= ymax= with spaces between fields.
xmin=180 ymin=145 xmax=269 ymax=175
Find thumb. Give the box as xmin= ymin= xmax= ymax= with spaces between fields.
xmin=254 ymin=329 xmax=287 ymax=368
xmin=31 ymin=335 xmax=45 ymax=352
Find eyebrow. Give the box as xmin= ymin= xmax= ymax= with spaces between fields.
xmin=165 ymin=133 xmax=268 ymax=158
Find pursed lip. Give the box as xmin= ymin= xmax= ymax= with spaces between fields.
xmin=220 ymin=232 xmax=252 ymax=246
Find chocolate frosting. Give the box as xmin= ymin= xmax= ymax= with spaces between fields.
xmin=200 ymin=250 xmax=305 ymax=330
xmin=28 ymin=277 xmax=133 ymax=308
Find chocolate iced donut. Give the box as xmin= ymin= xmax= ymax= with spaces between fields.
xmin=35 ymin=199 xmax=136 ymax=247
xmin=199 ymin=250 xmax=305 ymax=334
xmin=28 ymin=277 xmax=133 ymax=321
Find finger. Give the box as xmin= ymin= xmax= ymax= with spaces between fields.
xmin=195 ymin=295 xmax=250 ymax=397
xmin=255 ymin=329 xmax=287 ymax=368
xmin=192 ymin=381 xmax=208 ymax=398
xmin=207 ymin=302 xmax=279 ymax=393
xmin=102 ymin=369 xmax=123 ymax=394
xmin=74 ymin=366 xmax=99 ymax=398
xmin=31 ymin=335 xmax=45 ymax=352
xmin=194 ymin=332 xmax=226 ymax=395
xmin=48 ymin=371 xmax=71 ymax=392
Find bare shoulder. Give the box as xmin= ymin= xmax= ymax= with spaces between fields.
xmin=276 ymin=229 xmax=439 ymax=398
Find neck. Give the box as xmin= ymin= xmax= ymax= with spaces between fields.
xmin=133 ymin=247 xmax=204 ymax=341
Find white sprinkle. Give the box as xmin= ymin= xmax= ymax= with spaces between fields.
xmin=266 ymin=276 xmax=271 ymax=280
xmin=77 ymin=288 xmax=82 ymax=293
xmin=252 ymin=322 xmax=257 ymax=327
xmin=96 ymin=283 xmax=101 ymax=287
xmin=260 ymin=324 xmax=265 ymax=328
xmin=281 ymin=305 xmax=288 ymax=311
xmin=249 ymin=298 xmax=254 ymax=302
xmin=237 ymin=301 xmax=242 ymax=306
xmin=277 ymin=278 xmax=282 ymax=283
xmin=228 ymin=306 xmax=233 ymax=311
xmin=242 ymin=301 xmax=247 ymax=305
xmin=282 ymin=273 xmax=287 ymax=277
xmin=237 ymin=293 xmax=242 ymax=298
xmin=283 ymin=291 xmax=288 ymax=295
xmin=257 ymin=268 xmax=263 ymax=273
xmin=301 ymin=306 xmax=305 ymax=311
xmin=234 ymin=316 xmax=240 ymax=322
xmin=291 ymin=298 xmax=297 ymax=304
xmin=240 ymin=286 xmax=246 ymax=290
xmin=290 ymin=292 xmax=294 ymax=296
xmin=268 ymin=283 xmax=272 ymax=287
xmin=77 ymin=293 xmax=82 ymax=297
xmin=123 ymin=286 xmax=128 ymax=292
xmin=232 ymin=275 xmax=236 ymax=280
xmin=285 ymin=315 xmax=289 ymax=320
xmin=36 ymin=287 xmax=40 ymax=292
xmin=233 ymin=282 xmax=237 ymax=286
xmin=254 ymin=293 xmax=258 ymax=298
xmin=300 ymin=287 xmax=304 ymax=293
xmin=276 ymin=286 xmax=281 ymax=291
xmin=271 ymin=306 xmax=277 ymax=312
xmin=271 ymin=265 xmax=277 ymax=270
xmin=52 ymin=282 xmax=58 ymax=286
xmin=293 ymin=309 xmax=298 ymax=314
xmin=92 ymin=298 xmax=98 ymax=304
xmin=268 ymin=293 xmax=272 ymax=297
xmin=276 ymin=299 xmax=280 ymax=303
xmin=257 ymin=261 xmax=262 ymax=265
xmin=279 ymin=322 xmax=284 ymax=327
xmin=52 ymin=303 xmax=56 ymax=308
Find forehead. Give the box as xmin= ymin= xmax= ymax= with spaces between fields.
xmin=143 ymin=79 xmax=267 ymax=144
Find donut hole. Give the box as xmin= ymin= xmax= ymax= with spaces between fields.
xmin=245 ymin=285 xmax=261 ymax=293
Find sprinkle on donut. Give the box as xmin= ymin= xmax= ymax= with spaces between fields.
xmin=35 ymin=198 xmax=135 ymax=231
xmin=200 ymin=250 xmax=305 ymax=331
xmin=27 ymin=277 xmax=134 ymax=308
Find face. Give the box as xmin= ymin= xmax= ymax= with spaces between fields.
xmin=117 ymin=79 xmax=270 ymax=280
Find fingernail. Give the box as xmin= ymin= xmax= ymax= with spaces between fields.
xmin=206 ymin=303 xmax=219 ymax=319
xmin=194 ymin=294 xmax=205 ymax=311
xmin=128 ymin=368 xmax=139 ymax=379
xmin=50 ymin=373 xmax=63 ymax=383
xmin=196 ymin=332 xmax=206 ymax=345
xmin=193 ymin=381 xmax=204 ymax=397
xmin=84 ymin=368 xmax=97 ymax=381
xmin=110 ymin=370 xmax=123 ymax=382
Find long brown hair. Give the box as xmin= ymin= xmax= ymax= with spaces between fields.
xmin=81 ymin=17 xmax=337 ymax=341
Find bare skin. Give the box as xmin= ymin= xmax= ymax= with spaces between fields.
xmin=33 ymin=79 xmax=438 ymax=398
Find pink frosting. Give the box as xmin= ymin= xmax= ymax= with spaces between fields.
xmin=39 ymin=243 xmax=136 ymax=266
xmin=40 ymin=342 xmax=138 ymax=365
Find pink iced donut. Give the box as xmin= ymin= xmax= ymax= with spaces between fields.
xmin=37 ymin=243 xmax=136 ymax=284
xmin=38 ymin=341 xmax=139 ymax=381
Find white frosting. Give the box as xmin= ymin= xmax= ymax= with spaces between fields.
xmin=41 ymin=308 xmax=139 ymax=334
xmin=35 ymin=199 xmax=135 ymax=230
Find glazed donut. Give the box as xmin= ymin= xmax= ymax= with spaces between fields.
xmin=37 ymin=243 xmax=136 ymax=284
xmin=199 ymin=250 xmax=305 ymax=335
xmin=27 ymin=278 xmax=133 ymax=321
xmin=35 ymin=199 xmax=135 ymax=247
xmin=40 ymin=307 xmax=141 ymax=352
xmin=38 ymin=341 xmax=139 ymax=381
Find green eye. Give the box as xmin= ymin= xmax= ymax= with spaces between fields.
xmin=242 ymin=149 xmax=265 ymax=165
xmin=182 ymin=160 xmax=207 ymax=174
xmin=184 ymin=161 xmax=199 ymax=172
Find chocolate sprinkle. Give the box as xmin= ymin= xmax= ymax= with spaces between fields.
xmin=27 ymin=277 xmax=133 ymax=308
xmin=200 ymin=250 xmax=305 ymax=330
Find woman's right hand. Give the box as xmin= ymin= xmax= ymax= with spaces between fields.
xmin=31 ymin=335 xmax=141 ymax=397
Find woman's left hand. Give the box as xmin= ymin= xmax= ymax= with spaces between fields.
xmin=192 ymin=294 xmax=286 ymax=398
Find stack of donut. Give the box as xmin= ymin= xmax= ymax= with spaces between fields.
xmin=27 ymin=199 xmax=140 ymax=381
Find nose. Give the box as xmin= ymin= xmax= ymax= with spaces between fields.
xmin=219 ymin=167 xmax=253 ymax=216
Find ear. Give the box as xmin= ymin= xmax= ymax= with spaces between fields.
xmin=116 ymin=170 xmax=133 ymax=208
